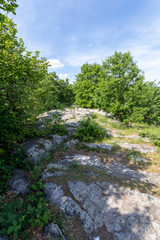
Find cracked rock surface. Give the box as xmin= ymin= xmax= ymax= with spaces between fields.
xmin=59 ymin=154 xmax=160 ymax=186
xmin=117 ymin=142 xmax=157 ymax=153
xmin=44 ymin=181 xmax=160 ymax=240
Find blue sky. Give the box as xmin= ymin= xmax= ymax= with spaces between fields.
xmin=10 ymin=0 xmax=160 ymax=83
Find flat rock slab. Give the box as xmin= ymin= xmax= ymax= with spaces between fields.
xmin=38 ymin=108 xmax=106 ymax=125
xmin=68 ymin=181 xmax=160 ymax=240
xmin=84 ymin=143 xmax=113 ymax=151
xmin=45 ymin=181 xmax=160 ymax=240
xmin=60 ymin=154 xmax=104 ymax=168
xmin=60 ymin=154 xmax=160 ymax=186
xmin=42 ymin=171 xmax=67 ymax=180
xmin=44 ymin=182 xmax=95 ymax=235
xmin=117 ymin=142 xmax=156 ymax=153
xmin=105 ymin=162 xmax=160 ymax=186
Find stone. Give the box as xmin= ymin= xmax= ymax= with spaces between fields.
xmin=46 ymin=163 xmax=68 ymax=171
xmin=42 ymin=171 xmax=67 ymax=179
xmin=106 ymin=113 xmax=114 ymax=119
xmin=43 ymin=223 xmax=66 ymax=240
xmin=68 ymin=181 xmax=160 ymax=240
xmin=8 ymin=169 xmax=29 ymax=195
xmin=23 ymin=138 xmax=53 ymax=164
xmin=84 ymin=143 xmax=113 ymax=151
xmin=130 ymin=155 xmax=148 ymax=164
xmin=117 ymin=142 xmax=157 ymax=153
xmin=44 ymin=182 xmax=95 ymax=234
xmin=49 ymin=134 xmax=67 ymax=146
xmin=104 ymin=162 xmax=160 ymax=186
xmin=60 ymin=154 xmax=104 ymax=168
xmin=63 ymin=139 xmax=79 ymax=149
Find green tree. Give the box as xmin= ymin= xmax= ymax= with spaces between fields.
xmin=0 ymin=16 xmax=48 ymax=144
xmin=96 ymin=51 xmax=145 ymax=121
xmin=37 ymin=72 xmax=74 ymax=110
xmin=74 ymin=63 xmax=101 ymax=108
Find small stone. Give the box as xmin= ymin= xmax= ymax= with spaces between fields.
xmin=0 ymin=236 xmax=9 ymax=240
xmin=50 ymin=134 xmax=67 ymax=146
xmin=43 ymin=223 xmax=66 ymax=240
xmin=8 ymin=169 xmax=29 ymax=195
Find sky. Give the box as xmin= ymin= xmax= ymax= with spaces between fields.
xmin=9 ymin=0 xmax=160 ymax=83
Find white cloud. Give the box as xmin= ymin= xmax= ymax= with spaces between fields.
xmin=59 ymin=73 xmax=69 ymax=80
xmin=48 ymin=59 xmax=64 ymax=69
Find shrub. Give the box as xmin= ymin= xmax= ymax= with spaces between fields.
xmin=74 ymin=115 xmax=106 ymax=142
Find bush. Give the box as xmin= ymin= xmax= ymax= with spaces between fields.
xmin=0 ymin=169 xmax=50 ymax=239
xmin=74 ymin=115 xmax=106 ymax=142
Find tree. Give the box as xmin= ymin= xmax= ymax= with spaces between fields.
xmin=37 ymin=72 xmax=74 ymax=110
xmin=74 ymin=63 xmax=101 ymax=108
xmin=0 ymin=16 xmax=49 ymax=144
xmin=0 ymin=0 xmax=18 ymax=21
xmin=96 ymin=51 xmax=145 ymax=121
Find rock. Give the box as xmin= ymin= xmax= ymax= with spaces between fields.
xmin=46 ymin=163 xmax=68 ymax=171
xmin=83 ymin=171 xmax=100 ymax=177
xmin=84 ymin=143 xmax=113 ymax=151
xmin=8 ymin=169 xmax=29 ymax=195
xmin=68 ymin=181 xmax=160 ymax=240
xmin=117 ymin=142 xmax=157 ymax=153
xmin=44 ymin=182 xmax=95 ymax=234
xmin=49 ymin=134 xmax=67 ymax=146
xmin=106 ymin=113 xmax=114 ymax=119
xmin=63 ymin=139 xmax=79 ymax=149
xmin=23 ymin=138 xmax=53 ymax=164
xmin=130 ymin=155 xmax=148 ymax=164
xmin=42 ymin=171 xmax=67 ymax=180
xmin=43 ymin=223 xmax=66 ymax=240
xmin=104 ymin=162 xmax=160 ymax=186
xmin=60 ymin=154 xmax=104 ymax=168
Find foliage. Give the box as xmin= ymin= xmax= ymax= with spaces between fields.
xmin=0 ymin=169 xmax=50 ymax=239
xmin=0 ymin=0 xmax=18 ymax=21
xmin=74 ymin=63 xmax=101 ymax=108
xmin=140 ymin=130 xmax=160 ymax=147
xmin=74 ymin=115 xmax=106 ymax=142
xmin=0 ymin=144 xmax=29 ymax=193
xmin=74 ymin=51 xmax=160 ymax=125
xmin=37 ymin=72 xmax=74 ymax=111
xmin=0 ymin=16 xmax=49 ymax=145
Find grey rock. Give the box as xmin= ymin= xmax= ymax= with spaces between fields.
xmin=44 ymin=182 xmax=95 ymax=234
xmin=117 ymin=142 xmax=157 ymax=153
xmin=50 ymin=134 xmax=67 ymax=146
xmin=83 ymin=171 xmax=100 ymax=177
xmin=46 ymin=163 xmax=68 ymax=171
xmin=63 ymin=139 xmax=79 ymax=149
xmin=23 ymin=138 xmax=53 ymax=164
xmin=130 ymin=155 xmax=148 ymax=164
xmin=68 ymin=181 xmax=160 ymax=240
xmin=8 ymin=169 xmax=29 ymax=195
xmin=106 ymin=113 xmax=114 ymax=119
xmin=104 ymin=162 xmax=160 ymax=186
xmin=60 ymin=154 xmax=104 ymax=168
xmin=43 ymin=223 xmax=66 ymax=240
xmin=84 ymin=143 xmax=113 ymax=151
xmin=42 ymin=171 xmax=67 ymax=179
